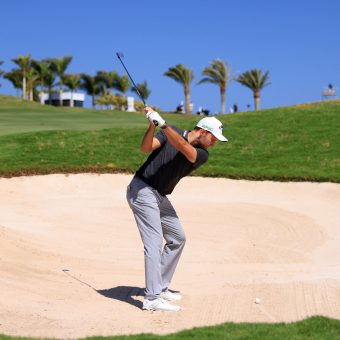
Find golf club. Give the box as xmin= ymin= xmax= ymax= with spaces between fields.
xmin=116 ymin=52 xmax=146 ymax=106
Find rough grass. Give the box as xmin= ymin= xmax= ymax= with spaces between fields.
xmin=0 ymin=316 xmax=340 ymax=339
xmin=0 ymin=96 xmax=339 ymax=181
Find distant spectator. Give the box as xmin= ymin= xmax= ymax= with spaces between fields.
xmin=197 ymin=107 xmax=210 ymax=116
xmin=233 ymin=104 xmax=238 ymax=113
xmin=176 ymin=104 xmax=184 ymax=113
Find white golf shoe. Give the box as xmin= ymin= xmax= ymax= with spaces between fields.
xmin=160 ymin=289 xmax=182 ymax=302
xmin=143 ymin=298 xmax=180 ymax=312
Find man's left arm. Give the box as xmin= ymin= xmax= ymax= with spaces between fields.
xmin=162 ymin=126 xmax=197 ymax=163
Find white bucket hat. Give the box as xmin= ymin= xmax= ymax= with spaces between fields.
xmin=196 ymin=117 xmax=228 ymax=142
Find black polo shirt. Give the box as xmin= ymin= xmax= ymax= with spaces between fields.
xmin=136 ymin=126 xmax=209 ymax=195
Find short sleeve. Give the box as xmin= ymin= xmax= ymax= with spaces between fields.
xmin=193 ymin=148 xmax=209 ymax=169
xmin=155 ymin=129 xmax=167 ymax=145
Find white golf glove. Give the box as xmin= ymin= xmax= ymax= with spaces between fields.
xmin=146 ymin=111 xmax=166 ymax=127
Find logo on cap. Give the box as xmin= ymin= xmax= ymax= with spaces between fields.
xmin=201 ymin=124 xmax=214 ymax=132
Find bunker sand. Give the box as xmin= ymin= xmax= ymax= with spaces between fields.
xmin=0 ymin=174 xmax=340 ymax=338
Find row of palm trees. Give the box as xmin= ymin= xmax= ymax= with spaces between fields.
xmin=1 ymin=55 xmax=271 ymax=112
xmin=3 ymin=55 xmax=74 ymax=104
xmin=1 ymin=55 xmax=150 ymax=109
xmin=164 ymin=60 xmax=271 ymax=113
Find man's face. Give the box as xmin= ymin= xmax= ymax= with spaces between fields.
xmin=198 ymin=130 xmax=218 ymax=149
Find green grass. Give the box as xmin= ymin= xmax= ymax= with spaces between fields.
xmin=0 ymin=95 xmax=339 ymax=181
xmin=0 ymin=95 xmax=149 ymax=135
xmin=0 ymin=316 xmax=340 ymax=339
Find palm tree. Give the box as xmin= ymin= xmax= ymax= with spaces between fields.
xmin=4 ymin=69 xmax=22 ymax=97
xmin=26 ymin=68 xmax=39 ymax=101
xmin=95 ymin=71 xmax=109 ymax=96
xmin=0 ymin=60 xmax=4 ymax=88
xmin=96 ymin=70 xmax=118 ymax=95
xmin=131 ymin=80 xmax=151 ymax=102
xmin=94 ymin=95 xmax=107 ymax=109
xmin=95 ymin=93 xmax=117 ymax=110
xmin=115 ymin=74 xmax=131 ymax=96
xmin=236 ymin=69 xmax=271 ymax=111
xmin=48 ymin=56 xmax=73 ymax=106
xmin=12 ymin=54 xmax=31 ymax=99
xmin=31 ymin=59 xmax=50 ymax=104
xmin=104 ymin=71 xmax=119 ymax=109
xmin=115 ymin=74 xmax=131 ymax=110
xmin=114 ymin=93 xmax=127 ymax=111
xmin=63 ymin=74 xmax=81 ymax=107
xmin=164 ymin=64 xmax=194 ymax=113
xmin=80 ymin=74 xmax=100 ymax=109
xmin=197 ymin=59 xmax=231 ymax=114
xmin=44 ymin=71 xmax=56 ymax=105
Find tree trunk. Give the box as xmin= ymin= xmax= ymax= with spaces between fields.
xmin=22 ymin=76 xmax=26 ymax=100
xmin=254 ymin=90 xmax=260 ymax=111
xmin=39 ymin=88 xmax=44 ymax=104
xmin=92 ymin=95 xmax=95 ymax=109
xmin=70 ymin=91 xmax=74 ymax=107
xmin=59 ymin=84 xmax=63 ymax=106
xmin=220 ymin=87 xmax=226 ymax=114
xmin=184 ymin=85 xmax=191 ymax=114
xmin=40 ymin=82 xmax=45 ymax=105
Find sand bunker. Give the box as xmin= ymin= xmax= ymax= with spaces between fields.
xmin=0 ymin=174 xmax=340 ymax=338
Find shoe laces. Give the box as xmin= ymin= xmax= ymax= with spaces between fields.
xmin=158 ymin=297 xmax=168 ymax=304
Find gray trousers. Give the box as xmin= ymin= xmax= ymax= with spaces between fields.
xmin=126 ymin=176 xmax=186 ymax=300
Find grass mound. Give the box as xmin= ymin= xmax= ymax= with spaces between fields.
xmin=0 ymin=95 xmax=339 ymax=182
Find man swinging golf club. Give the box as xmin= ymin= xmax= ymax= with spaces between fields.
xmin=126 ymin=107 xmax=228 ymax=311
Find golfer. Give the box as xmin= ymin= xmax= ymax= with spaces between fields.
xmin=126 ymin=107 xmax=228 ymax=311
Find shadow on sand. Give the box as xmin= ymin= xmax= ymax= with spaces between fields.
xmin=97 ymin=286 xmax=144 ymax=309
xmin=62 ymin=269 xmax=144 ymax=310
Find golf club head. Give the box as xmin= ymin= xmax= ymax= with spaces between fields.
xmin=116 ymin=52 xmax=124 ymax=59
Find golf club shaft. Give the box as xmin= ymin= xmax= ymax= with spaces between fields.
xmin=116 ymin=53 xmax=146 ymax=106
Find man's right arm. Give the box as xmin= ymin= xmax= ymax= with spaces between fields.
xmin=140 ymin=123 xmax=161 ymax=153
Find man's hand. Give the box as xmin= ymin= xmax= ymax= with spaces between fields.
xmin=146 ymin=110 xmax=166 ymax=128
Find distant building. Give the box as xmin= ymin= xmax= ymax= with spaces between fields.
xmin=40 ymin=92 xmax=85 ymax=107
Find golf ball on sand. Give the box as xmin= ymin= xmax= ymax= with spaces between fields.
xmin=255 ymin=298 xmax=261 ymax=304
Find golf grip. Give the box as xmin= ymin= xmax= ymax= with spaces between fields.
xmin=144 ymin=113 xmax=159 ymax=126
